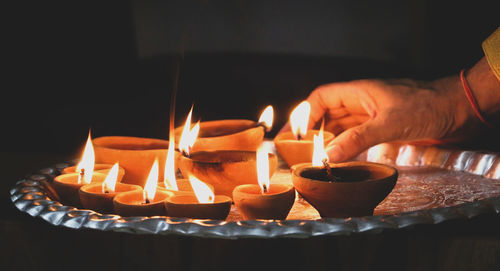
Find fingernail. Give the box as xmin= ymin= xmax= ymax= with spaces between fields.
xmin=326 ymin=145 xmax=344 ymax=162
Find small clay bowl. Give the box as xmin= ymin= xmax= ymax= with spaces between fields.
xmin=174 ymin=119 xmax=265 ymax=152
xmin=274 ymin=130 xmax=334 ymax=167
xmin=292 ymin=161 xmax=398 ymax=218
xmin=178 ymin=150 xmax=278 ymax=198
xmin=61 ymin=164 xmax=125 ymax=182
xmin=113 ymin=189 xmax=172 ymax=217
xmin=53 ymin=172 xmax=107 ymax=208
xmin=233 ymin=184 xmax=295 ymax=220
xmin=79 ymin=183 xmax=142 ymax=214
xmin=157 ymin=179 xmax=214 ymax=196
xmin=164 ymin=195 xmax=232 ymax=220
xmin=93 ymin=136 xmax=180 ymax=187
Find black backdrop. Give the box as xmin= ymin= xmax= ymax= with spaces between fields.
xmin=4 ymin=0 xmax=498 ymax=156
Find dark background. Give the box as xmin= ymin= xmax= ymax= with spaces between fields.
xmin=3 ymin=1 xmax=500 ymax=270
xmin=4 ymin=0 xmax=498 ymax=156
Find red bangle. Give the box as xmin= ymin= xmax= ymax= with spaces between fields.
xmin=459 ymin=69 xmax=491 ymax=127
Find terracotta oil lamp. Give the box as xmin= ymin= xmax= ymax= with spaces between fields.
xmin=274 ymin=101 xmax=334 ymax=167
xmin=158 ymin=134 xmax=215 ymax=196
xmin=53 ymin=132 xmax=108 ymax=207
xmin=174 ymin=105 xmax=274 ymax=153
xmin=292 ymin=129 xmax=398 ymax=218
xmin=178 ymin=105 xmax=277 ymax=198
xmin=233 ymin=147 xmax=295 ymax=220
xmin=164 ymin=176 xmax=231 ymax=220
xmin=79 ymin=163 xmax=142 ymax=214
xmin=113 ymin=159 xmax=171 ymax=217
xmin=93 ymin=135 xmax=180 ymax=187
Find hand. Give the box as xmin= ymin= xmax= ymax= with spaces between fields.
xmin=279 ymin=77 xmax=474 ymax=162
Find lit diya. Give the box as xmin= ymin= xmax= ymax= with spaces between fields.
xmin=174 ymin=105 xmax=274 ymax=152
xmin=292 ymin=128 xmax=398 ymax=218
xmin=53 ymin=133 xmax=108 ymax=207
xmin=178 ymin=105 xmax=278 ymax=198
xmin=113 ymin=159 xmax=171 ymax=217
xmin=158 ymin=119 xmax=214 ymax=195
xmin=93 ymin=135 xmax=180 ymax=187
xmin=164 ymin=176 xmax=231 ymax=220
xmin=79 ymin=163 xmax=142 ymax=214
xmin=274 ymin=101 xmax=334 ymax=167
xmin=233 ymin=146 xmax=295 ymax=220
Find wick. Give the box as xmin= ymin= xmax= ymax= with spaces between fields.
xmin=297 ymin=134 xmax=302 ymax=141
xmin=262 ymin=184 xmax=268 ymax=194
xmin=181 ymin=150 xmax=191 ymax=158
xmin=104 ymin=190 xmax=109 ymax=194
xmin=256 ymin=122 xmax=268 ymax=132
xmin=322 ymin=159 xmax=335 ymax=182
xmin=144 ymin=198 xmax=150 ymax=204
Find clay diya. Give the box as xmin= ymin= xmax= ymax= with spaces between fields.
xmin=174 ymin=105 xmax=274 ymax=153
xmin=93 ymin=136 xmax=180 ymax=187
xmin=292 ymin=161 xmax=397 ymax=218
xmin=53 ymin=172 xmax=107 ymax=208
xmin=274 ymin=101 xmax=334 ymax=167
xmin=178 ymin=150 xmax=278 ymax=198
xmin=292 ymin=129 xmax=397 ymax=218
xmin=79 ymin=163 xmax=142 ymax=214
xmin=233 ymin=147 xmax=295 ymax=220
xmin=113 ymin=159 xmax=172 ymax=217
xmin=165 ymin=176 xmax=231 ymax=220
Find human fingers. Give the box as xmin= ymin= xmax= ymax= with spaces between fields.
xmin=325 ymin=119 xmax=393 ymax=162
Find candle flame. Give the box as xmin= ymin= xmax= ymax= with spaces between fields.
xmin=290 ymin=101 xmax=311 ymax=140
xmin=179 ymin=107 xmax=200 ymax=157
xmin=143 ymin=159 xmax=159 ymax=203
xmin=258 ymin=105 xmax=274 ymax=132
xmin=102 ymin=163 xmax=119 ymax=193
xmin=256 ymin=146 xmax=271 ymax=194
xmin=164 ymin=139 xmax=178 ymax=191
xmin=189 ymin=175 xmax=214 ymax=204
xmin=76 ymin=131 xmax=95 ymax=184
xmin=312 ymin=126 xmax=329 ymax=167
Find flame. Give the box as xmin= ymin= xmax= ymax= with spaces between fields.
xmin=258 ymin=105 xmax=274 ymax=132
xmin=164 ymin=139 xmax=178 ymax=191
xmin=143 ymin=159 xmax=159 ymax=203
xmin=179 ymin=107 xmax=200 ymax=157
xmin=76 ymin=131 xmax=95 ymax=184
xmin=102 ymin=163 xmax=119 ymax=193
xmin=312 ymin=126 xmax=328 ymax=167
xmin=256 ymin=146 xmax=270 ymax=194
xmin=189 ymin=176 xmax=214 ymax=204
xmin=290 ymin=101 xmax=311 ymax=140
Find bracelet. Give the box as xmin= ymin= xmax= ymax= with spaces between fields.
xmin=459 ymin=69 xmax=492 ymax=127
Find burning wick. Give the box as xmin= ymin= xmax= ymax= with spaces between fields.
xmin=143 ymin=191 xmax=151 ymax=204
xmin=78 ymin=168 xmax=85 ymax=184
xmin=322 ymin=159 xmax=335 ymax=182
xmin=261 ymin=184 xmax=268 ymax=194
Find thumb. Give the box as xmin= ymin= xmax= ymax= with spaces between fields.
xmin=325 ymin=120 xmax=391 ymax=162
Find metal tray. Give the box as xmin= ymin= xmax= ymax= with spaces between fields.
xmin=10 ymin=141 xmax=500 ymax=239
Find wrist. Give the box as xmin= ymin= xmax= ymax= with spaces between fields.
xmin=465 ymin=57 xmax=500 ymax=117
